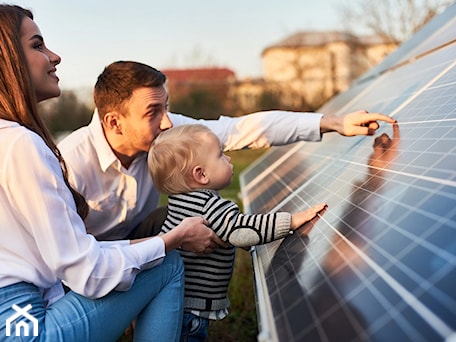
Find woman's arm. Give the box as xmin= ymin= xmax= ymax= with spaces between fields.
xmin=4 ymin=130 xmax=164 ymax=298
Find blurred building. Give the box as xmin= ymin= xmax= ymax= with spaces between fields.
xmin=162 ymin=67 xmax=236 ymax=96
xmin=161 ymin=31 xmax=397 ymax=117
xmin=260 ymin=31 xmax=397 ymax=109
xmin=162 ymin=67 xmax=237 ymax=119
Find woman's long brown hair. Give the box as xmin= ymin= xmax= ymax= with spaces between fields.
xmin=0 ymin=5 xmax=88 ymax=219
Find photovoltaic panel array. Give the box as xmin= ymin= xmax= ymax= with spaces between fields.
xmin=240 ymin=4 xmax=456 ymax=342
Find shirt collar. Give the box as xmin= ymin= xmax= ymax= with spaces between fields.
xmin=0 ymin=118 xmax=20 ymax=129
xmin=88 ymin=109 xmax=119 ymax=172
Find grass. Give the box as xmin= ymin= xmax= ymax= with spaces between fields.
xmin=206 ymin=248 xmax=258 ymax=341
xmin=207 ymin=149 xmax=266 ymax=341
xmin=118 ymin=149 xmax=267 ymax=342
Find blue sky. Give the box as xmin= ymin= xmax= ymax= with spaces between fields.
xmin=15 ymin=0 xmax=350 ymax=90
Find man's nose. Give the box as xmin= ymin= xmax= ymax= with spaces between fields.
xmin=160 ymin=111 xmax=173 ymax=130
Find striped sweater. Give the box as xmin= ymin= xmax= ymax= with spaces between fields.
xmin=161 ymin=189 xmax=291 ymax=313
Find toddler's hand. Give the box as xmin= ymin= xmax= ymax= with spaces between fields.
xmin=291 ymin=203 xmax=327 ymax=230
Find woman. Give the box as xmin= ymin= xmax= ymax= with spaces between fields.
xmin=0 ymin=5 xmax=219 ymax=341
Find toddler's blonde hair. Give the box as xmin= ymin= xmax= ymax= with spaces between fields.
xmin=148 ymin=124 xmax=216 ymax=195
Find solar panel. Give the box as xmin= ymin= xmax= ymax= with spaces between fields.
xmin=240 ymin=4 xmax=456 ymax=342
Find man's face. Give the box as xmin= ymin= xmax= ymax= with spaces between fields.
xmin=120 ymin=86 xmax=173 ymax=155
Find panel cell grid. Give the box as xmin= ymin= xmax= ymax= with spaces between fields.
xmin=242 ymin=6 xmax=456 ymax=342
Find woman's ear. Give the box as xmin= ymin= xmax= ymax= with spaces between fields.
xmin=103 ymin=111 xmax=122 ymax=134
xmin=192 ymin=165 xmax=209 ymax=185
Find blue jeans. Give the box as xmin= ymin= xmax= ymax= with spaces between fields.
xmin=180 ymin=312 xmax=209 ymax=342
xmin=0 ymin=250 xmax=184 ymax=341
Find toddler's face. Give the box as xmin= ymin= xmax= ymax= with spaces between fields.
xmin=201 ymin=133 xmax=233 ymax=190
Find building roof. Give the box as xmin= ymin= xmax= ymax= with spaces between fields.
xmin=161 ymin=67 xmax=236 ymax=83
xmin=262 ymin=31 xmax=393 ymax=54
xmin=276 ymin=31 xmax=356 ymax=47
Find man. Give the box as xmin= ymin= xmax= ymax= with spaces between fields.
xmin=58 ymin=61 xmax=396 ymax=246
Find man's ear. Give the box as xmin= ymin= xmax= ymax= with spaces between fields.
xmin=103 ymin=111 xmax=122 ymax=134
xmin=192 ymin=165 xmax=209 ymax=185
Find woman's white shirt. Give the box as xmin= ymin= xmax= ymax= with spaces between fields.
xmin=0 ymin=119 xmax=165 ymax=305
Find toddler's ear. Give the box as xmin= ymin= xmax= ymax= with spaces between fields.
xmin=192 ymin=165 xmax=209 ymax=185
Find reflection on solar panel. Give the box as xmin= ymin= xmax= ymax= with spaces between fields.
xmin=240 ymin=4 xmax=456 ymax=342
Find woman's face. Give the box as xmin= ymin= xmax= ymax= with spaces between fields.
xmin=20 ymin=17 xmax=61 ymax=102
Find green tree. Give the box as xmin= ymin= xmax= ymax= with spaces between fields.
xmin=170 ymin=85 xmax=227 ymax=120
xmin=39 ymin=90 xmax=93 ymax=138
xmin=256 ymin=90 xmax=283 ymax=111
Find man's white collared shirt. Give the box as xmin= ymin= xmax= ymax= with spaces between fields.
xmin=58 ymin=110 xmax=322 ymax=240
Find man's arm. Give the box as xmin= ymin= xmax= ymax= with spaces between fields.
xmin=132 ymin=216 xmax=226 ymax=254
xmin=160 ymin=216 xmax=227 ymax=254
xmin=169 ymin=109 xmax=396 ymax=151
xmin=169 ymin=110 xmax=322 ymax=151
xmin=320 ymin=110 xmax=396 ymax=136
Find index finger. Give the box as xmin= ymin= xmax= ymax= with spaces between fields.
xmin=362 ymin=112 xmax=397 ymax=124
